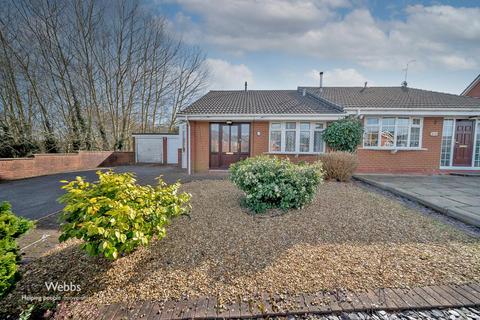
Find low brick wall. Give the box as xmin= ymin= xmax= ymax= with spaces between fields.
xmin=0 ymin=151 xmax=134 ymax=180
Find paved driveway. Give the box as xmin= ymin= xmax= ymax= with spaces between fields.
xmin=0 ymin=165 xmax=226 ymax=219
xmin=355 ymin=174 xmax=480 ymax=227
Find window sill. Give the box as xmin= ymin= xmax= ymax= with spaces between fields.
xmin=361 ymin=147 xmax=427 ymax=151
xmin=266 ymin=152 xmax=324 ymax=156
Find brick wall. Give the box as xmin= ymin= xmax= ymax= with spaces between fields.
xmin=251 ymin=121 xmax=269 ymax=156
xmin=0 ymin=151 xmax=134 ymax=180
xmin=465 ymin=81 xmax=480 ymax=98
xmin=189 ymin=118 xmax=445 ymax=174
xmin=191 ymin=121 xmax=210 ymax=173
xmin=356 ymin=117 xmax=443 ymax=174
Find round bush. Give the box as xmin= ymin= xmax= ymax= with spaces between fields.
xmin=322 ymin=116 xmax=363 ymax=152
xmin=229 ymin=156 xmax=324 ymax=213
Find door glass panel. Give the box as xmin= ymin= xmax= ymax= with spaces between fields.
xmin=231 ymin=125 xmax=238 ymax=152
xmin=210 ymin=124 xmax=219 ymax=153
xmin=241 ymin=124 xmax=250 ymax=153
xmin=222 ymin=126 xmax=230 ymax=152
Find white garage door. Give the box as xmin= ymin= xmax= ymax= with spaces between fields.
xmin=136 ymin=138 xmax=162 ymax=163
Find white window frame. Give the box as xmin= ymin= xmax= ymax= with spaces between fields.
xmin=268 ymin=121 xmax=326 ymax=154
xmin=440 ymin=118 xmax=480 ymax=169
xmin=362 ymin=116 xmax=424 ymax=150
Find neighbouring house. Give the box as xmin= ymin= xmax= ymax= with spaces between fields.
xmin=175 ymin=83 xmax=480 ymax=175
xmin=462 ymin=74 xmax=480 ymax=98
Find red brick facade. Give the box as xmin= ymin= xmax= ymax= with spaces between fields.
xmin=356 ymin=117 xmax=443 ymax=174
xmin=188 ymin=117 xmax=450 ymax=174
xmin=0 ymin=151 xmax=134 ymax=180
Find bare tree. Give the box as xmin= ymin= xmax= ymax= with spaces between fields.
xmin=0 ymin=0 xmax=208 ymax=156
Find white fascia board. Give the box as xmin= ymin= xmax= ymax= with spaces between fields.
xmin=176 ymin=114 xmax=346 ymax=121
xmin=345 ymin=108 xmax=480 ymax=116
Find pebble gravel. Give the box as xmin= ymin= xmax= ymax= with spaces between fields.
xmin=2 ymin=180 xmax=479 ymax=317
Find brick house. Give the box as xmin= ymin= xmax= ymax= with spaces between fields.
xmin=463 ymin=74 xmax=480 ymax=98
xmin=177 ymin=84 xmax=480 ymax=174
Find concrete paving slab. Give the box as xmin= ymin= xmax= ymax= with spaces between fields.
xmin=456 ymin=206 xmax=480 ymax=216
xmin=444 ymin=196 xmax=480 ymax=207
xmin=354 ymin=174 xmax=480 ymax=228
xmin=446 ymin=207 xmax=480 ymax=227
xmin=418 ymin=196 xmax=467 ymax=211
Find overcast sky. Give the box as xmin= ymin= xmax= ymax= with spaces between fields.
xmin=156 ymin=0 xmax=480 ymax=94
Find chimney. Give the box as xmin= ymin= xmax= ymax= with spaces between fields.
xmin=360 ymin=81 xmax=368 ymax=92
xmin=302 ymin=88 xmax=306 ymax=96
xmin=319 ymin=71 xmax=324 ymax=92
xmin=244 ymin=81 xmax=247 ymax=92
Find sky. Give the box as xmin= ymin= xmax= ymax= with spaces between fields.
xmin=155 ymin=0 xmax=480 ymax=94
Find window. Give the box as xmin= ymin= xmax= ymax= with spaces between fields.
xmin=410 ymin=118 xmax=421 ymax=147
xmin=313 ymin=123 xmax=324 ymax=152
xmin=300 ymin=123 xmax=310 ymax=152
xmin=395 ymin=118 xmax=409 ymax=147
xmin=363 ymin=117 xmax=423 ymax=149
xmin=474 ymin=121 xmax=480 ymax=167
xmin=269 ymin=121 xmax=325 ymax=153
xmin=364 ymin=118 xmax=379 ymax=147
xmin=270 ymin=123 xmax=281 ymax=152
xmin=240 ymin=124 xmax=250 ymax=153
xmin=210 ymin=124 xmax=219 ymax=153
xmin=380 ymin=118 xmax=395 ymax=147
xmin=230 ymin=125 xmax=238 ymax=152
xmin=440 ymin=119 xmax=454 ymax=167
xmin=285 ymin=122 xmax=296 ymax=152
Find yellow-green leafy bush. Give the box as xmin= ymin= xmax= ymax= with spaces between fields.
xmin=59 ymin=171 xmax=191 ymax=260
xmin=0 ymin=202 xmax=34 ymax=297
xmin=318 ymin=151 xmax=358 ymax=182
xmin=230 ymin=156 xmax=323 ymax=213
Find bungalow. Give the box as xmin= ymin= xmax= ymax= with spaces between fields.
xmin=177 ymin=83 xmax=480 ymax=175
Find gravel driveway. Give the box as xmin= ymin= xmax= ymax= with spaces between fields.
xmin=0 ymin=165 xmax=226 ymax=219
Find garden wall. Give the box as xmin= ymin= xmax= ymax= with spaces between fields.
xmin=0 ymin=151 xmax=134 ymax=180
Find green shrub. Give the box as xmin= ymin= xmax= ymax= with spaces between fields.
xmin=58 ymin=171 xmax=191 ymax=260
xmin=0 ymin=202 xmax=34 ymax=297
xmin=229 ymin=156 xmax=323 ymax=213
xmin=318 ymin=151 xmax=358 ymax=182
xmin=322 ymin=116 xmax=363 ymax=152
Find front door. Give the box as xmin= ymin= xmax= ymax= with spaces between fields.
xmin=452 ymin=120 xmax=475 ymax=166
xmin=210 ymin=123 xmax=250 ymax=169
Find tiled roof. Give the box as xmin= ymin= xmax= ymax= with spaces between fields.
xmin=181 ymin=87 xmax=480 ymax=115
xmin=303 ymin=86 xmax=480 ymax=109
xmin=181 ymin=90 xmax=344 ymax=115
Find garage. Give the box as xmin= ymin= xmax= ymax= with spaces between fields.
xmin=133 ymin=133 xmax=180 ymax=164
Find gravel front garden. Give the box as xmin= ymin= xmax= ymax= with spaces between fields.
xmin=2 ymin=179 xmax=480 ymax=315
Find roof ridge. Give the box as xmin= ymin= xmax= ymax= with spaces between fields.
xmin=304 ymin=90 xmax=345 ymax=112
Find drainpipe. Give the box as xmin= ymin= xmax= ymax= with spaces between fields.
xmin=186 ymin=115 xmax=192 ymax=175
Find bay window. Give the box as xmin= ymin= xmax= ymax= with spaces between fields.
xmin=363 ymin=117 xmax=423 ymax=149
xmin=269 ymin=121 xmax=325 ymax=153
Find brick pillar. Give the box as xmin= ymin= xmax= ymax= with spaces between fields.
xmin=163 ymin=137 xmax=168 ymax=164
